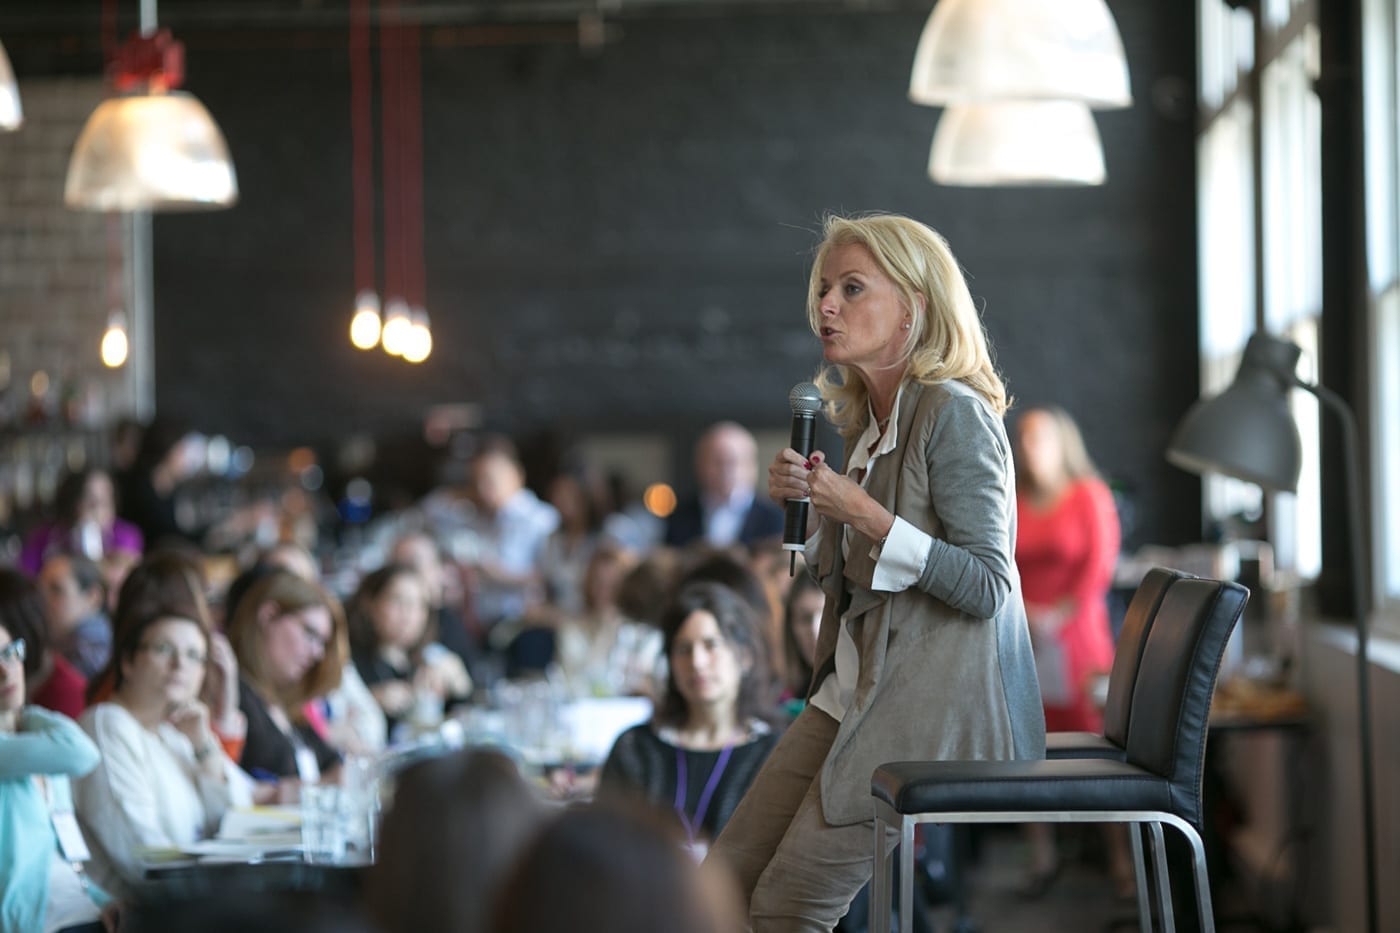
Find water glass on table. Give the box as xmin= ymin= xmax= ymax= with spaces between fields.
xmin=300 ymin=784 xmax=348 ymax=864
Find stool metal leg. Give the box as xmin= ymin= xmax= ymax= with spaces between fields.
xmin=898 ymin=817 xmax=915 ymax=932
xmin=872 ymin=807 xmax=893 ymax=933
xmin=1130 ymin=823 xmax=1153 ymax=932
xmin=1181 ymin=821 xmax=1216 ymax=933
xmin=1148 ymin=821 xmax=1175 ymax=933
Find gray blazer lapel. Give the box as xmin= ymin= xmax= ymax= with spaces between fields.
xmin=842 ymin=382 xmax=925 ymax=619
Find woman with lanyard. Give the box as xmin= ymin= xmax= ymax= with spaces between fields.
xmin=597 ymin=581 xmax=782 ymax=858
xmin=0 ymin=571 xmax=116 ymax=933
xmin=222 ymin=568 xmax=348 ymax=798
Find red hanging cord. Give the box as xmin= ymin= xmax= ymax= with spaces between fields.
xmin=401 ymin=8 xmax=425 ymax=310
xmin=350 ymin=0 xmax=375 ymax=297
xmin=102 ymin=0 xmax=122 ymax=326
xmin=100 ymin=0 xmax=119 ymax=76
xmin=379 ymin=0 xmax=404 ymax=305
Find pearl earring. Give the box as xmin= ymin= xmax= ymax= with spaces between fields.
xmin=902 ymin=321 xmax=911 ymax=330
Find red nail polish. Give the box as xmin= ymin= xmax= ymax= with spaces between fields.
xmin=812 ymin=454 xmax=822 ymax=464
xmin=804 ymin=460 xmax=812 ymax=470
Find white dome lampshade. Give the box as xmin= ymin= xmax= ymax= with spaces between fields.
xmin=928 ymin=100 xmax=1106 ymax=186
xmin=64 ymin=91 xmax=238 ymax=211
xmin=0 ymin=39 xmax=22 ymax=131
xmin=910 ymin=0 xmax=1132 ymax=109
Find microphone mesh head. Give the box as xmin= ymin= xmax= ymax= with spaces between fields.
xmin=789 ymin=382 xmax=823 ymax=415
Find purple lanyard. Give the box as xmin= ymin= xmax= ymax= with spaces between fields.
xmin=674 ymin=744 xmax=734 ymax=843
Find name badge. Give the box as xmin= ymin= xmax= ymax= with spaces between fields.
xmin=52 ymin=812 xmax=92 ymax=863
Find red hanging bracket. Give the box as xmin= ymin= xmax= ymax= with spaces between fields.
xmin=110 ymin=29 xmax=185 ymax=93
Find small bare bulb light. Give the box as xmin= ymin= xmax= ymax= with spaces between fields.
xmin=101 ymin=311 xmax=129 ymax=368
xmin=403 ymin=307 xmax=433 ymax=364
xmin=380 ymin=298 xmax=413 ymax=357
xmin=350 ymin=289 xmax=382 ymax=350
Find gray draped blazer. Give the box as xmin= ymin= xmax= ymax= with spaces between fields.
xmin=809 ymin=378 xmax=1046 ymax=825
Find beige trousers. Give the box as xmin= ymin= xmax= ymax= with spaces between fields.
xmin=707 ymin=706 xmax=891 ymax=933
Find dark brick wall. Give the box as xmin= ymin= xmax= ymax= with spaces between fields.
xmin=3 ymin=2 xmax=1203 ymax=547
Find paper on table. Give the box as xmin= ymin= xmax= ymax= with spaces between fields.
xmin=179 ymin=838 xmax=304 ymax=861
xmin=218 ymin=805 xmax=301 ymax=840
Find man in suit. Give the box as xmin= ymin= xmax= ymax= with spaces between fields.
xmin=665 ymin=421 xmax=783 ymax=549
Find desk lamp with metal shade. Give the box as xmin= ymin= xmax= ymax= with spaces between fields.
xmin=1165 ymin=331 xmax=1377 ymax=933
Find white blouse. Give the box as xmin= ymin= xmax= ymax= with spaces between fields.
xmin=74 ymin=703 xmax=253 ymax=898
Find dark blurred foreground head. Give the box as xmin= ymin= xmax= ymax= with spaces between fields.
xmin=493 ymin=799 xmax=744 ymax=933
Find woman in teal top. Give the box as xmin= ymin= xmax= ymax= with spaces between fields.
xmin=1 ymin=571 xmax=113 ymax=933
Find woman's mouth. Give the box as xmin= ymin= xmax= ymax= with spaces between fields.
xmin=820 ymin=327 xmax=837 ymax=339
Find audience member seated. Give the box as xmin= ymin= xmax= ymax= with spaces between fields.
xmin=347 ymin=564 xmax=471 ymax=738
xmin=539 ymin=464 xmax=608 ymax=617
xmin=598 ymin=581 xmax=781 ymax=859
xmin=613 ymin=546 xmax=682 ymax=630
xmin=223 ymin=554 xmax=386 ymax=760
xmin=38 ymin=554 xmax=112 ymax=680
xmin=365 ymin=748 xmax=547 ymax=933
xmin=388 ymin=530 xmax=482 ymax=685
xmin=676 ymin=548 xmax=785 ymax=692
xmin=74 ymin=585 xmax=253 ymax=899
xmin=223 ymin=570 xmax=346 ymax=796
xmin=780 ymin=572 xmax=823 ymax=718
xmin=457 ymin=439 xmax=559 ymax=637
xmin=0 ymin=569 xmax=87 ymax=720
xmin=0 ymin=619 xmax=116 ymax=933
xmin=664 ymin=421 xmax=783 ymax=550
xmin=492 ymin=799 xmax=743 ymax=933
xmin=553 ymin=542 xmax=660 ymax=699
xmin=257 ymin=541 xmax=320 ymax=587
xmin=114 ymin=417 xmax=207 ymax=552
xmin=20 ymin=467 xmax=143 ymax=589
xmin=115 ymin=416 xmax=271 ymax=555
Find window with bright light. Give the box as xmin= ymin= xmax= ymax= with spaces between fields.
xmin=1197 ymin=93 xmax=1261 ymax=528
xmin=1363 ymin=0 xmax=1400 ymax=621
xmin=1261 ymin=29 xmax=1323 ymax=579
xmin=1197 ymin=0 xmax=1326 ymax=580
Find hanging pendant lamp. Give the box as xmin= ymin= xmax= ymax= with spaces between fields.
xmin=65 ymin=27 xmax=237 ymax=211
xmin=928 ymin=100 xmax=1106 ymax=186
xmin=0 ymin=39 xmax=22 ymax=131
xmin=909 ymin=0 xmax=1132 ymax=109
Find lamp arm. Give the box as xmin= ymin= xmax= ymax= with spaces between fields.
xmin=1293 ymin=375 xmax=1378 ymax=933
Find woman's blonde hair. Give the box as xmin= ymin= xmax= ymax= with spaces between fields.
xmin=806 ymin=213 xmax=1009 ymax=436
xmin=225 ymin=569 xmax=346 ymax=718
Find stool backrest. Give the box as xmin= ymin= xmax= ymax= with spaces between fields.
xmin=1102 ymin=567 xmax=1193 ymax=747
xmin=1124 ymin=577 xmax=1249 ymax=829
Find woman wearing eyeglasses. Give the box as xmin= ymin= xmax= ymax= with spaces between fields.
xmin=0 ymin=569 xmax=117 ymax=933
xmin=223 ymin=569 xmax=348 ymax=799
xmin=73 ymin=587 xmax=253 ymax=899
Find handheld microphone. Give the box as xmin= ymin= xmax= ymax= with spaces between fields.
xmin=783 ymin=381 xmax=823 ymax=575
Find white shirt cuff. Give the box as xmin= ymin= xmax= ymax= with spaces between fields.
xmin=870 ymin=516 xmax=931 ymax=592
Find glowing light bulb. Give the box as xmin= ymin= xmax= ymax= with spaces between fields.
xmin=403 ymin=307 xmax=432 ymax=364
xmin=380 ymin=298 xmax=412 ymax=357
xmin=101 ymin=311 xmax=129 ymax=368
xmin=349 ymin=289 xmax=382 ymax=350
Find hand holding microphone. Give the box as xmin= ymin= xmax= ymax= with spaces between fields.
xmin=779 ymin=382 xmax=822 ymax=574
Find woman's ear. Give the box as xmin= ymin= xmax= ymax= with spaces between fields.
xmin=256 ymin=601 xmax=278 ymax=629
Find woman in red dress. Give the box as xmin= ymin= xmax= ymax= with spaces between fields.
xmin=1013 ymin=405 xmax=1127 ymax=897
